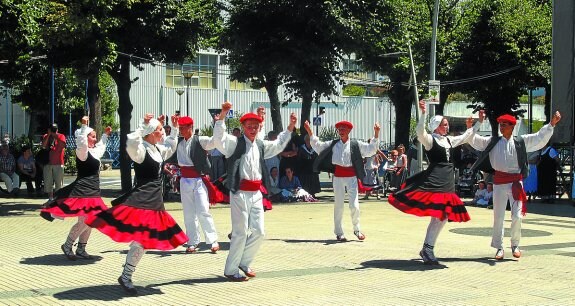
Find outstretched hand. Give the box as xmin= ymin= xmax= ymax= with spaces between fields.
xmin=143 ymin=113 xmax=154 ymax=124
xmin=287 ymin=112 xmax=297 ymax=131
xmin=157 ymin=114 xmax=166 ymax=126
xmin=171 ymin=114 xmax=179 ymax=128
xmin=418 ymin=100 xmax=426 ymax=113
xmin=373 ymin=122 xmax=380 ymax=138
xmin=466 ymin=116 xmax=473 ymax=129
xmin=81 ymin=116 xmax=89 ymax=125
xmin=478 ymin=110 xmax=485 ymax=123
xmin=303 ymin=120 xmax=313 ymax=136
xmin=104 ymin=126 xmax=112 ymax=135
xmin=550 ymin=111 xmax=561 ymax=127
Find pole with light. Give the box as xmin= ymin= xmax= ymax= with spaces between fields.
xmin=176 ymin=89 xmax=184 ymax=114
xmin=182 ymin=68 xmax=194 ymax=116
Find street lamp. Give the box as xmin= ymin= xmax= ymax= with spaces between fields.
xmin=182 ymin=70 xmax=194 ymax=115
xmin=175 ymin=89 xmax=184 ymax=114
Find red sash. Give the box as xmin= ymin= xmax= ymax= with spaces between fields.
xmin=493 ymin=171 xmax=527 ymax=215
xmin=239 ymin=179 xmax=272 ymax=211
xmin=180 ymin=166 xmax=201 ymax=178
xmin=334 ymin=165 xmax=356 ymax=177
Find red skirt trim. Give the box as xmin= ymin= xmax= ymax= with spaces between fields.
xmin=85 ymin=204 xmax=188 ymax=250
xmin=388 ymin=190 xmax=470 ymax=222
xmin=41 ymin=197 xmax=108 ymax=218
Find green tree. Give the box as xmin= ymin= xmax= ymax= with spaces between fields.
xmin=450 ymin=0 xmax=552 ymax=133
xmin=38 ymin=0 xmax=222 ymax=190
xmin=221 ymin=0 xmax=394 ymax=133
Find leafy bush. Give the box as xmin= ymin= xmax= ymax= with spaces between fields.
xmin=319 ymin=126 xmax=339 ymax=141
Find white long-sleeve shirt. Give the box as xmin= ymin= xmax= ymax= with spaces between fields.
xmin=75 ymin=125 xmax=108 ymax=161
xmin=468 ymin=123 xmax=554 ymax=174
xmin=417 ymin=112 xmax=477 ymax=160
xmin=127 ymin=126 xmax=178 ymax=164
xmin=177 ymin=136 xmax=217 ymax=166
xmin=212 ymin=120 xmax=291 ymax=181
xmin=309 ymin=135 xmax=379 ymax=166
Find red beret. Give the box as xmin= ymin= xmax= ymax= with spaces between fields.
xmin=177 ymin=116 xmax=193 ymax=126
xmin=240 ymin=113 xmax=263 ymax=123
xmin=496 ymin=114 xmax=516 ymax=125
xmin=335 ymin=120 xmax=353 ymax=130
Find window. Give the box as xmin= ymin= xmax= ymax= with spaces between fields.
xmin=229 ymin=79 xmax=264 ymax=91
xmin=165 ymin=54 xmax=218 ymax=89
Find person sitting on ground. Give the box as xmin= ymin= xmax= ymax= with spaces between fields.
xmin=469 ymin=181 xmax=487 ymax=206
xmin=267 ymin=167 xmax=282 ymax=200
xmin=362 ymin=143 xmax=381 ymax=199
xmin=17 ymin=145 xmax=39 ymax=196
xmin=477 ymin=183 xmax=493 ymax=207
xmin=0 ymin=142 xmax=19 ymax=196
xmin=278 ymin=166 xmax=317 ymax=202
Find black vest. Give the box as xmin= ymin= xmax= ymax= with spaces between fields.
xmin=188 ymin=135 xmax=211 ymax=175
xmin=224 ymin=137 xmax=271 ymax=193
xmin=313 ymin=139 xmax=366 ymax=180
xmin=471 ymin=136 xmax=528 ymax=178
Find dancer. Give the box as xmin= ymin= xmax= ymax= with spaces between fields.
xmin=388 ymin=100 xmax=477 ymax=265
xmin=469 ymin=111 xmax=560 ymax=260
xmin=213 ymin=102 xmax=295 ymax=282
xmin=40 ymin=116 xmax=110 ymax=260
xmin=176 ymin=115 xmax=220 ymax=254
xmin=86 ymin=113 xmax=187 ymax=295
xmin=304 ymin=119 xmax=380 ymax=242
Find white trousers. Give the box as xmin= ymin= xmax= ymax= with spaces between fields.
xmin=224 ymin=190 xmax=265 ymax=275
xmin=332 ymin=176 xmax=360 ymax=236
xmin=0 ymin=172 xmax=19 ymax=192
xmin=180 ymin=177 xmax=218 ymax=245
xmin=492 ymin=182 xmax=523 ymax=249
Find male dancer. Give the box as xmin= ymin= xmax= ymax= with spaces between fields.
xmin=176 ymin=116 xmax=220 ymax=253
xmin=304 ymin=120 xmax=380 ymax=241
xmin=213 ymin=102 xmax=296 ymax=281
xmin=470 ymin=110 xmax=561 ymax=260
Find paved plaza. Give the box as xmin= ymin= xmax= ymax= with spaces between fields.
xmin=0 ymin=172 xmax=574 ymax=305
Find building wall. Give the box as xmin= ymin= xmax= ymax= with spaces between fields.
xmin=0 ymin=88 xmax=30 ymax=139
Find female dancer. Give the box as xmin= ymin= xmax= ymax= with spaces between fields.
xmin=40 ymin=116 xmax=110 ymax=260
xmin=86 ymin=114 xmax=187 ymax=295
xmin=388 ymin=101 xmax=478 ymax=265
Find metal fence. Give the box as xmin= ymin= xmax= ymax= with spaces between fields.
xmin=65 ymin=133 xmax=121 ymax=169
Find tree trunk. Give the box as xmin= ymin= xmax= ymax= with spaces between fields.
xmin=87 ymin=71 xmax=102 ymax=137
xmin=265 ymin=81 xmax=283 ymax=133
xmin=389 ymin=84 xmax=413 ymax=148
xmin=299 ymin=87 xmax=313 ymax=133
xmin=108 ymin=57 xmax=133 ymax=192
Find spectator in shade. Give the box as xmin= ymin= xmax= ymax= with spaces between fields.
xmin=0 ymin=142 xmax=19 ymax=196
xmin=17 ymin=145 xmax=40 ymax=196
xmin=297 ymin=134 xmax=321 ymax=197
xmin=264 ymin=131 xmax=280 ymax=175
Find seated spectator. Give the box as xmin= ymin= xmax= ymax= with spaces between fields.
xmin=468 ymin=181 xmax=487 ymax=206
xmin=17 ymin=145 xmax=40 ymax=196
xmin=393 ymin=144 xmax=408 ymax=189
xmin=278 ymin=166 xmax=317 ymax=202
xmin=383 ymin=150 xmax=398 ymax=190
xmin=362 ymin=144 xmax=381 ymax=199
xmin=268 ymin=167 xmax=282 ymax=198
xmin=264 ymin=131 xmax=280 ymax=175
xmin=477 ymin=182 xmax=493 ymax=207
xmin=0 ymin=142 xmax=19 ymax=196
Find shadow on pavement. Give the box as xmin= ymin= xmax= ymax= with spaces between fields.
xmin=0 ymin=202 xmax=40 ymax=216
xmin=359 ymin=259 xmax=448 ymax=271
xmin=525 ymin=200 xmax=575 ymax=218
xmin=20 ymin=254 xmax=103 ymax=266
xmin=53 ymin=284 xmax=162 ymax=301
xmin=98 ymin=243 xmax=230 ymax=257
xmin=149 ymin=275 xmax=231 ymax=288
xmin=267 ymin=238 xmax=356 ymax=246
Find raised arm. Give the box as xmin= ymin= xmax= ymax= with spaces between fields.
xmin=75 ymin=120 xmax=91 ymax=162
xmin=213 ymin=101 xmax=239 ymax=157
xmin=91 ymin=126 xmax=112 ymax=160
xmin=416 ymin=100 xmax=434 ymax=151
xmin=447 ymin=111 xmax=483 ymax=147
xmin=522 ymin=111 xmax=560 ymax=152
xmin=263 ymin=112 xmax=297 ymax=159
xmin=358 ymin=123 xmax=380 ymax=157
xmin=156 ymin=114 xmax=179 ymax=160
xmin=303 ymin=120 xmax=334 ymax=154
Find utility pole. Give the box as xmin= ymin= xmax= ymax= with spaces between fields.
xmin=408 ymin=42 xmax=423 ymax=171
xmin=429 ymin=0 xmax=440 ymax=116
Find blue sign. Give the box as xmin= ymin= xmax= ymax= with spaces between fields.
xmin=313 ymin=116 xmax=321 ymax=126
xmin=227 ymin=109 xmax=234 ymax=119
